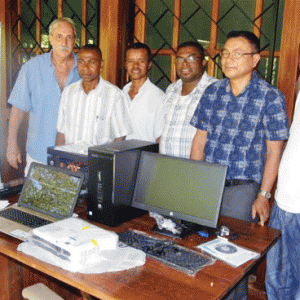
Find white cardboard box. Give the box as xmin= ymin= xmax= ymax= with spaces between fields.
xmin=31 ymin=217 xmax=118 ymax=269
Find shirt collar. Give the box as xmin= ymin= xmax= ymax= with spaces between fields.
xmin=174 ymin=71 xmax=210 ymax=94
xmin=48 ymin=50 xmax=78 ymax=68
xmin=251 ymin=71 xmax=259 ymax=83
xmin=225 ymin=71 xmax=258 ymax=95
xmin=80 ymin=76 xmax=103 ymax=93
xmin=135 ymin=78 xmax=150 ymax=95
xmin=124 ymin=77 xmax=150 ymax=95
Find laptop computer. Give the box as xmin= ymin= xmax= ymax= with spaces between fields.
xmin=0 ymin=162 xmax=84 ymax=240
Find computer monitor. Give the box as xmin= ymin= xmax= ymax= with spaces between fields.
xmin=132 ymin=152 xmax=227 ymax=237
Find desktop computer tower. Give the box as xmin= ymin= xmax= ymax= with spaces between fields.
xmin=87 ymin=139 xmax=159 ymax=226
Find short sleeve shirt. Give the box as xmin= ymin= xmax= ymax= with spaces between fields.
xmin=57 ymin=77 xmax=132 ymax=145
xmin=159 ymin=72 xmax=217 ymax=158
xmin=123 ymin=78 xmax=165 ymax=142
xmin=190 ymin=72 xmax=289 ymax=183
xmin=275 ymin=92 xmax=300 ymax=213
xmin=8 ymin=52 xmax=80 ymax=163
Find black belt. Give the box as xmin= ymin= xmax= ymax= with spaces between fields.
xmin=225 ymin=179 xmax=254 ymax=187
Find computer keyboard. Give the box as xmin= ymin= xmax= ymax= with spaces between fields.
xmin=118 ymin=229 xmax=214 ymax=275
xmin=0 ymin=208 xmax=52 ymax=228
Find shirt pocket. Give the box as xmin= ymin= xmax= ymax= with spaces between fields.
xmin=94 ymin=113 xmax=111 ymax=142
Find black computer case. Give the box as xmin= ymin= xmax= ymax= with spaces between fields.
xmin=87 ymin=139 xmax=159 ymax=226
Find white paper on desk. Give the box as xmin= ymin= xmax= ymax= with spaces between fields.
xmin=0 ymin=200 xmax=9 ymax=209
xmin=54 ymin=141 xmax=93 ymax=155
xmin=17 ymin=241 xmax=146 ymax=274
xmin=196 ymin=237 xmax=260 ymax=268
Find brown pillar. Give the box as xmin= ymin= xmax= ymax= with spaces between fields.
xmin=0 ymin=0 xmax=13 ymax=181
xmin=277 ymin=0 xmax=300 ymax=122
xmin=99 ymin=0 xmax=127 ymax=87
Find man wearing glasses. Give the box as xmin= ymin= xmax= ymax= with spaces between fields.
xmin=159 ymin=41 xmax=217 ymax=158
xmin=190 ymin=29 xmax=289 ymax=300
xmin=190 ymin=30 xmax=289 ymax=226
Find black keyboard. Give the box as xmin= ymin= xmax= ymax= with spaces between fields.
xmin=0 ymin=208 xmax=52 ymax=228
xmin=118 ymin=229 xmax=214 ymax=275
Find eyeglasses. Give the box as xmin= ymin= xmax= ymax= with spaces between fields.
xmin=175 ymin=55 xmax=202 ymax=64
xmin=220 ymin=51 xmax=258 ymax=59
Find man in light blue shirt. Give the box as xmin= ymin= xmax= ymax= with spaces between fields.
xmin=6 ymin=18 xmax=80 ymax=174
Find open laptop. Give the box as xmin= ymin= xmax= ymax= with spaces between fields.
xmin=0 ymin=162 xmax=84 ymax=240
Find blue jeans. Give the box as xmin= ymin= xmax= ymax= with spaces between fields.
xmin=266 ymin=202 xmax=300 ymax=300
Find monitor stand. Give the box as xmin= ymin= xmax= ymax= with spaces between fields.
xmin=152 ymin=218 xmax=196 ymax=239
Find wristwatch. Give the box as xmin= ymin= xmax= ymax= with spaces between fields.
xmin=258 ymin=190 xmax=272 ymax=200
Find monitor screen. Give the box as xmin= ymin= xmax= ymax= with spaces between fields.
xmin=132 ymin=152 xmax=227 ymax=230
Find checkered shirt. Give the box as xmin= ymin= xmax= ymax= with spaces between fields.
xmin=190 ymin=72 xmax=289 ymax=183
xmin=159 ymin=72 xmax=217 ymax=158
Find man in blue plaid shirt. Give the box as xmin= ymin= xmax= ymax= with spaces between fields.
xmin=190 ymin=29 xmax=289 ymax=300
xmin=190 ymin=31 xmax=289 ymax=226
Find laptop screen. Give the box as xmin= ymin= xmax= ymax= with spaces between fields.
xmin=18 ymin=163 xmax=84 ymax=219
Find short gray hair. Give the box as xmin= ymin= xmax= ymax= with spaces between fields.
xmin=49 ymin=18 xmax=76 ymax=37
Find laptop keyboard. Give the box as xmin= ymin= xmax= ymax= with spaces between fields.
xmin=118 ymin=229 xmax=214 ymax=275
xmin=0 ymin=208 xmax=52 ymax=228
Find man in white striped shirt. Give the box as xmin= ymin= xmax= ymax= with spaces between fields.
xmin=56 ymin=45 xmax=132 ymax=146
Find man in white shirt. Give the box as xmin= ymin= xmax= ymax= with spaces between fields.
xmin=123 ymin=43 xmax=165 ymax=142
xmin=265 ymin=93 xmax=300 ymax=300
xmin=56 ymin=44 xmax=132 ymax=146
xmin=159 ymin=41 xmax=217 ymax=159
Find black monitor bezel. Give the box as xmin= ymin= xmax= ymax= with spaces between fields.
xmin=131 ymin=152 xmax=227 ymax=229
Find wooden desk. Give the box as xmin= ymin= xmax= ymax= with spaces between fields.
xmin=0 ymin=210 xmax=280 ymax=300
